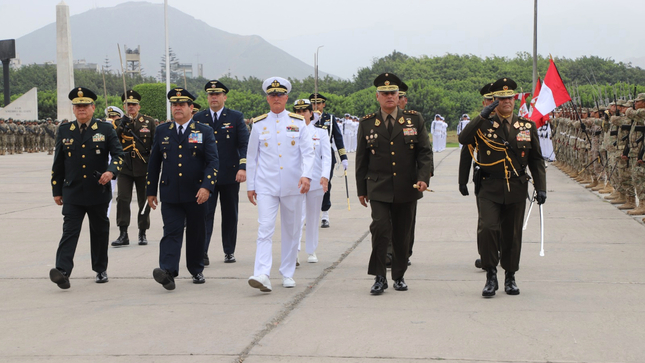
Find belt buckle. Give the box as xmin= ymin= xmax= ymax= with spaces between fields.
xmin=131 ymin=151 xmax=136 ymax=159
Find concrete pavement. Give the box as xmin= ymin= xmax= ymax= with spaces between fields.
xmin=1 ymin=147 xmax=644 ymax=362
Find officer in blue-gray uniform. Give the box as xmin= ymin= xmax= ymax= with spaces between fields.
xmin=193 ymin=80 xmax=249 ymax=265
xmin=146 ymin=88 xmax=219 ymax=290
xmin=309 ymin=93 xmax=348 ymax=228
xmin=49 ymin=87 xmax=125 ymax=289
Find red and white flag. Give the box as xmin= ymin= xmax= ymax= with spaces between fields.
xmin=518 ymin=93 xmax=531 ymax=117
xmin=528 ymin=78 xmax=541 ymax=117
xmin=530 ymin=59 xmax=572 ymax=128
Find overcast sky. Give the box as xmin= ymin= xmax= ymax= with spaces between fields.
xmin=2 ymin=0 xmax=643 ymax=79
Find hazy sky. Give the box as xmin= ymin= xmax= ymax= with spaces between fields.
xmin=2 ymin=0 xmax=643 ymax=79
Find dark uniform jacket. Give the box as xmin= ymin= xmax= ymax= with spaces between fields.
xmin=192 ymin=107 xmax=249 ymax=185
xmin=458 ymin=114 xmax=546 ymax=204
xmin=115 ymin=113 xmax=156 ymax=177
xmin=146 ymin=120 xmax=219 ymax=204
xmin=315 ymin=112 xmax=347 ymax=163
xmin=51 ymin=118 xmax=124 ymax=205
xmin=356 ymin=108 xmax=434 ymax=203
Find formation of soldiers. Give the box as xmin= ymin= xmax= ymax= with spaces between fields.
xmin=0 ymin=117 xmax=58 ymax=155
xmin=552 ymin=93 xmax=645 ymax=222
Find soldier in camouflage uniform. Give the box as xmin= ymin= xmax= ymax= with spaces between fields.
xmin=0 ymin=118 xmax=6 ymax=155
xmin=24 ymin=121 xmax=34 ymax=153
xmin=6 ymin=118 xmax=16 ymax=155
xmin=624 ymin=94 xmax=645 ymax=215
xmin=44 ymin=118 xmax=57 ymax=155
xmin=611 ymin=102 xmax=635 ymax=209
xmin=15 ymin=120 xmax=25 ymax=154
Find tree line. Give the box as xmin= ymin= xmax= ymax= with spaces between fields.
xmin=2 ymin=52 xmax=644 ymax=126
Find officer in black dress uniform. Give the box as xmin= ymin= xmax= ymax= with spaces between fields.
xmin=309 ymin=93 xmax=348 ymax=228
xmin=147 ymin=88 xmax=219 ymax=290
xmin=112 ymin=90 xmax=156 ymax=247
xmin=49 ymin=87 xmax=125 ymax=289
xmin=458 ymin=78 xmax=547 ymax=297
xmin=192 ymin=80 xmax=249 ymax=265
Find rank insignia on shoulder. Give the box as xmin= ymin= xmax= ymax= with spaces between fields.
xmin=403 ymin=110 xmax=417 ymax=115
xmin=289 ymin=112 xmax=305 ymax=120
xmin=70 ymin=124 xmax=76 ymax=131
xmin=253 ymin=114 xmax=268 ymax=123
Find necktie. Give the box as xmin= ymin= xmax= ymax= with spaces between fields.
xmin=386 ymin=115 xmax=393 ymax=134
xmin=178 ymin=125 xmax=184 ymax=135
xmin=502 ymin=119 xmax=510 ymax=139
xmin=80 ymin=123 xmax=87 ymax=135
xmin=213 ymin=112 xmax=219 ymax=123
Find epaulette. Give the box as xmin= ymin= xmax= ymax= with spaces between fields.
xmin=253 ymin=114 xmax=268 ymax=123
xmin=288 ymin=112 xmax=305 ymax=121
xmin=361 ymin=113 xmax=376 ymax=120
xmin=403 ymin=110 xmax=418 ymax=115
xmin=315 ymin=124 xmax=327 ymax=130
xmin=519 ymin=116 xmax=532 ymax=122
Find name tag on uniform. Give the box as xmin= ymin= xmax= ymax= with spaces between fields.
xmin=403 ymin=128 xmax=417 ymax=136
xmin=286 ymin=125 xmax=299 ymax=132
xmin=189 ymin=132 xmax=203 ymax=143
xmin=92 ymin=133 xmax=105 ymax=142
xmin=517 ymin=130 xmax=531 ymax=142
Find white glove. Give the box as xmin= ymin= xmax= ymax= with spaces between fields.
xmin=342 ymin=159 xmax=349 ymax=170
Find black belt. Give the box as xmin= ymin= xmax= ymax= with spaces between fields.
xmin=610 ymin=130 xmax=618 ymax=136
xmin=635 ymin=125 xmax=645 ymax=133
xmin=594 ymin=131 xmax=602 ymax=136
xmin=621 ymin=125 xmax=632 ymax=130
xmin=481 ymin=170 xmax=526 ymax=179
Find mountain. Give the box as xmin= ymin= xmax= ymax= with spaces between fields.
xmin=16 ymin=1 xmax=326 ymax=80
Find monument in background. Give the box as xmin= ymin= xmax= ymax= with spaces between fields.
xmin=56 ymin=1 xmax=74 ymax=121
xmin=0 ymin=88 xmax=38 ymax=120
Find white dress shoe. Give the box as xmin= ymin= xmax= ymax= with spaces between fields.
xmin=308 ymin=253 xmax=318 ymax=263
xmin=248 ymin=275 xmax=272 ymax=292
xmin=282 ymin=276 xmax=296 ymax=288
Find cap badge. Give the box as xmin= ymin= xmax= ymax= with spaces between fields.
xmin=271 ymin=80 xmax=280 ymax=88
xmin=176 ymin=91 xmax=181 ymax=97
xmin=384 ymin=81 xmax=390 ymax=86
xmin=503 ymin=86 xmax=508 ymax=91
xmin=78 ymin=90 xmax=84 ymax=97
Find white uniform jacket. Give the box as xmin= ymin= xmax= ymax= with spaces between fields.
xmin=307 ymin=123 xmax=332 ymax=192
xmin=247 ymin=110 xmax=315 ymax=197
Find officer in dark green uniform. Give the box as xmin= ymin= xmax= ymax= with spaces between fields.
xmin=49 ymin=87 xmax=125 ymax=289
xmin=458 ymin=78 xmax=547 ymax=297
xmin=112 ymin=90 xmax=156 ymax=247
xmin=356 ymin=73 xmax=434 ymax=295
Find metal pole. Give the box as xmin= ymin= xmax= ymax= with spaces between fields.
xmin=532 ymin=0 xmax=538 ymax=93
xmin=2 ymin=59 xmax=9 ymax=106
xmin=165 ymin=0 xmax=170 ymax=121
xmin=315 ymin=45 xmax=323 ymax=96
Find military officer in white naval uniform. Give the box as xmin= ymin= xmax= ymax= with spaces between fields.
xmin=247 ymin=77 xmax=315 ymax=292
xmin=294 ymin=99 xmax=331 ymax=263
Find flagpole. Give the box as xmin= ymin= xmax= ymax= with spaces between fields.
xmin=164 ymin=0 xmax=170 ymax=121
xmin=532 ymin=0 xmax=538 ymax=93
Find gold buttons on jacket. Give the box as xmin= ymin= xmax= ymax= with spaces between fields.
xmin=82 ymin=165 xmax=86 ymax=168
xmin=82 ymin=144 xmax=86 ymax=148
xmin=391 ymin=152 xmax=395 ymax=155
xmin=390 ymin=142 xmax=394 ymax=145
xmin=83 ymin=175 xmax=87 ymax=178
xmin=179 ymin=145 xmax=183 ymax=149
xmin=179 ymin=173 xmax=183 ymax=177
xmin=179 ymin=154 xmax=182 ymax=158
xmin=279 ymin=154 xmax=282 ymax=157
xmin=280 ymin=166 xmax=283 ymax=169
xmin=82 ymin=155 xmax=86 ymax=158
xmin=392 ymin=162 xmax=396 ymax=166
xmin=393 ymin=173 xmax=397 ymax=176
xmin=178 ymin=163 xmax=182 ymax=167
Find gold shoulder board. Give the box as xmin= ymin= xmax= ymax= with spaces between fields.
xmin=288 ymin=112 xmax=305 ymax=120
xmin=253 ymin=114 xmax=268 ymax=123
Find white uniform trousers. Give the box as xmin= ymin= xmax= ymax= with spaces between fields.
xmin=297 ymin=188 xmax=324 ymax=254
xmin=254 ymin=193 xmax=304 ymax=278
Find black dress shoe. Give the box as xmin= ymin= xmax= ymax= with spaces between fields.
xmin=370 ymin=275 xmax=388 ymax=295
xmin=95 ymin=271 xmax=109 ymax=283
xmin=203 ymin=253 xmax=210 ymax=266
xmin=224 ymin=254 xmax=236 ymax=263
xmin=321 ymin=219 xmax=330 ymax=228
xmin=49 ymin=268 xmax=70 ymax=289
xmin=482 ymin=267 xmax=498 ymax=297
xmin=393 ymin=277 xmax=408 ymax=291
xmin=138 ymin=230 xmax=148 ymax=246
xmin=475 ymin=258 xmax=482 ymax=269
xmin=153 ymin=268 xmax=175 ymax=290
xmin=111 ymin=229 xmax=129 ymax=247
xmin=192 ymin=273 xmax=205 ymax=284
xmin=504 ymin=271 xmax=520 ymax=295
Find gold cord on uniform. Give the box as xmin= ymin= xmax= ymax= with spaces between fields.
xmin=121 ymin=133 xmax=146 ymax=162
xmin=468 ymin=128 xmax=520 ymax=192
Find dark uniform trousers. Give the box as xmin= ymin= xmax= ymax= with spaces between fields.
xmin=116 ymin=174 xmax=149 ymax=230
xmin=204 ymin=183 xmax=239 ymax=255
xmin=368 ymin=200 xmax=416 ymax=279
xmin=57 ymin=203 xmax=110 ymax=275
xmin=477 ymin=196 xmax=524 ymax=272
xmin=159 ymin=201 xmax=206 ymax=277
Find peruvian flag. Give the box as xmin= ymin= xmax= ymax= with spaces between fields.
xmin=518 ymin=93 xmax=530 ymax=117
xmin=530 ymin=59 xmax=572 ymax=128
xmin=528 ymin=78 xmax=541 ymax=117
